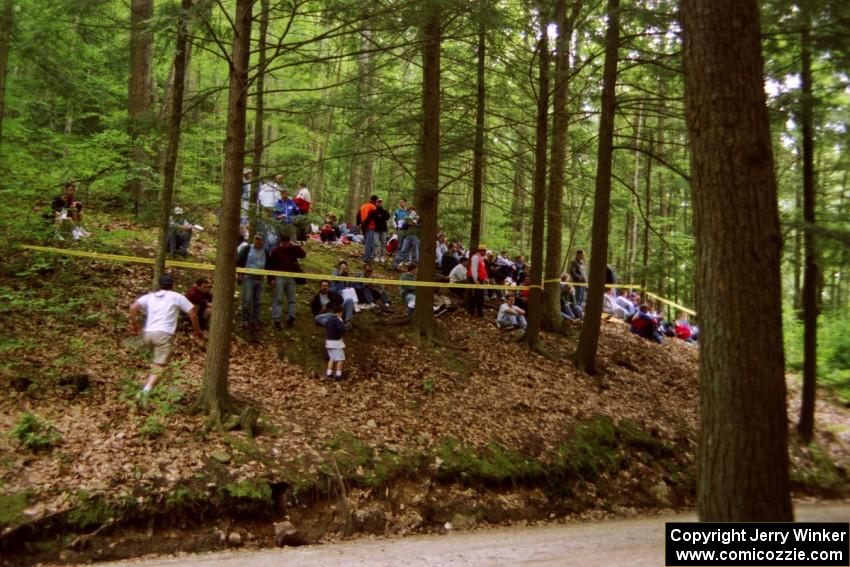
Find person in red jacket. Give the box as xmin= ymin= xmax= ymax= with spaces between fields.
xmin=185 ymin=277 xmax=213 ymax=329
xmin=467 ymin=244 xmax=489 ymax=317
xmin=267 ymin=234 xmax=306 ymax=329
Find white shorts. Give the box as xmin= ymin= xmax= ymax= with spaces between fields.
xmin=327 ymin=348 xmax=345 ymax=362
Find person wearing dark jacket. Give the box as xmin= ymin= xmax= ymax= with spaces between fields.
xmin=569 ymin=250 xmax=587 ymax=307
xmin=440 ymin=242 xmax=460 ymax=276
xmin=267 ymin=235 xmax=306 ymax=329
xmin=630 ymin=304 xmax=664 ymax=343
xmin=324 ymin=303 xmax=347 ymax=380
xmin=372 ymin=199 xmax=391 ymax=263
xmin=311 ymin=280 xmax=354 ymax=326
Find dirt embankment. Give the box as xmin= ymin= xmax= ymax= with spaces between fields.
xmin=0 ymin=241 xmax=847 ymax=565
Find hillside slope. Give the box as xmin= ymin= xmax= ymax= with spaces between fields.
xmin=0 ymin=230 xmax=847 ymax=564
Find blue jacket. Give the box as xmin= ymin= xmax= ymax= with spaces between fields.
xmin=273 ymin=198 xmax=300 ymax=224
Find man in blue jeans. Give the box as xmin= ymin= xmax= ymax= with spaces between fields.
xmin=237 ymin=234 xmax=267 ymax=330
xmin=267 ymin=234 xmax=306 ymax=329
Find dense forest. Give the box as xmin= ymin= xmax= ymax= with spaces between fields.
xmin=0 ymin=0 xmax=849 ymax=550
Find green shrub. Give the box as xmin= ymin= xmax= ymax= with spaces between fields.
xmin=9 ymin=412 xmax=61 ymax=451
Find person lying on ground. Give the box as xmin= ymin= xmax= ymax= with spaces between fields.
xmin=129 ymin=273 xmax=203 ymax=401
xmin=312 ymin=280 xmax=354 ymax=327
xmin=496 ymin=294 xmax=527 ymax=330
xmin=185 ymin=277 xmax=213 ymax=330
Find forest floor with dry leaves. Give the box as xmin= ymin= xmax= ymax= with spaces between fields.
xmin=1 ymin=219 xmax=848 ymax=565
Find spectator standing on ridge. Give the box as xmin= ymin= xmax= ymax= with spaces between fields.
xmin=185 ymin=277 xmax=213 ymax=329
xmin=393 ymin=207 xmax=420 ymax=270
xmin=569 ymin=250 xmax=588 ymax=307
xmin=273 ymin=188 xmax=301 ymax=242
xmin=237 ymin=233 xmax=267 ymax=330
xmin=129 ymin=273 xmax=203 ymax=401
xmin=240 ymin=169 xmax=253 ymax=238
xmin=393 ymin=198 xmax=410 ymax=253
xmin=258 ymin=173 xmax=283 ymax=211
xmin=373 ymin=198 xmax=391 ymax=263
xmin=294 ymin=181 xmax=311 ymax=213
xmin=267 ymin=234 xmax=306 ymax=329
xmin=359 ymin=195 xmax=379 ymax=263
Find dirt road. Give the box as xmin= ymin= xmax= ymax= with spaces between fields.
xmin=103 ymin=503 xmax=849 ymax=567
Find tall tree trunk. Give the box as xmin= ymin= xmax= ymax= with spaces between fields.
xmin=411 ymin=4 xmax=441 ymax=336
xmin=248 ymin=0 xmax=269 ymax=238
xmin=153 ymin=0 xmax=193 ymax=288
xmin=798 ymin=16 xmax=818 ymax=444
xmin=522 ymin=8 xmax=550 ymax=348
xmin=0 ymin=0 xmax=13 ymax=156
xmin=793 ymin=169 xmax=803 ymax=311
xmin=656 ymin=106 xmax=668 ymax=299
xmin=640 ymin=132 xmax=653 ymax=293
xmin=682 ymin=0 xmax=793 ymax=521
xmin=625 ymin=108 xmax=643 ymax=284
xmin=573 ymin=0 xmax=619 ymax=372
xmin=128 ymin=0 xmax=155 ymax=218
xmin=345 ymin=156 xmax=361 ymax=223
xmin=543 ymin=0 xmax=581 ymax=332
xmin=469 ymin=6 xmax=486 ymax=251
xmin=511 ymin=152 xmax=527 ymax=252
xmin=358 ymin=29 xmax=376 ymax=203
xmin=199 ymin=0 xmax=252 ymax=419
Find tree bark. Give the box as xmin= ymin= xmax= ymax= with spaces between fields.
xmin=199 ymin=0 xmax=252 ymax=419
xmin=798 ymin=16 xmax=819 ymax=444
xmin=522 ymin=7 xmax=550 ymax=348
xmin=248 ymin=0 xmax=269 ymax=238
xmin=153 ymin=0 xmax=193 ymax=288
xmin=0 ymin=0 xmax=13 ymax=156
xmin=469 ymin=5 xmax=486 ymax=251
xmin=573 ymin=0 xmax=619 ymax=372
xmin=511 ymin=152 xmax=527 ymax=252
xmin=128 ymin=0 xmax=155 ymax=218
xmin=681 ymin=0 xmax=793 ymax=521
xmin=411 ymin=4 xmax=441 ymax=337
xmin=542 ymin=0 xmax=580 ymax=332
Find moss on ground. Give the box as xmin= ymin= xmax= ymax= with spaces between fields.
xmin=0 ymin=491 xmax=30 ymax=527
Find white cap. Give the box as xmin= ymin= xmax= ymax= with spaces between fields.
xmin=174 ymin=207 xmax=183 ymax=215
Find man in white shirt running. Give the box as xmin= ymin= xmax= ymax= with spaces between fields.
xmin=128 ymin=273 xmax=204 ymax=398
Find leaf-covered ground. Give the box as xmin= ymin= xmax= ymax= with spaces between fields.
xmin=0 ymin=220 xmax=847 ymax=563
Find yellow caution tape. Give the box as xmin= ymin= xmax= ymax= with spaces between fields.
xmin=20 ymin=245 xmax=531 ymax=291
xmin=21 ymin=244 xmax=696 ymax=314
xmin=645 ymin=292 xmax=696 ymax=316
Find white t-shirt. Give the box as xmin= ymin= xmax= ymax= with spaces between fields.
xmin=136 ymin=290 xmax=195 ymax=334
xmin=295 ymin=186 xmax=311 ymax=203
xmin=258 ymin=181 xmax=282 ymax=208
xmin=449 ymin=263 xmax=468 ymax=284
